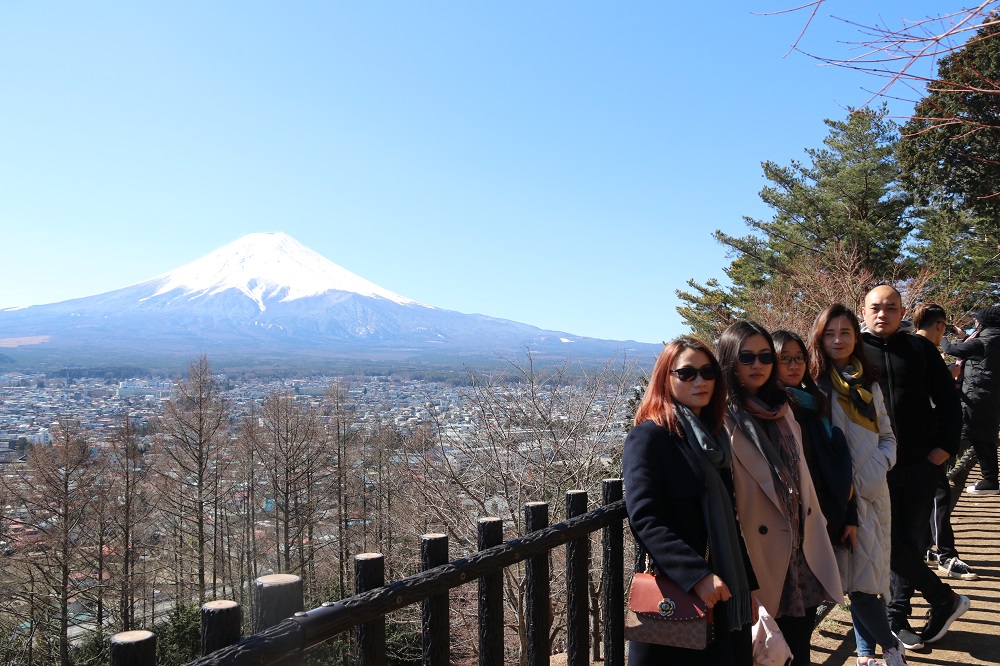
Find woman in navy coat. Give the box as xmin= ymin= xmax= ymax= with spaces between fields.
xmin=623 ymin=336 xmax=757 ymax=665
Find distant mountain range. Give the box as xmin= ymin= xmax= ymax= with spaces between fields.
xmin=0 ymin=233 xmax=659 ymax=371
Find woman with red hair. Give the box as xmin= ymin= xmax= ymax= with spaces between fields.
xmin=623 ymin=337 xmax=756 ymax=665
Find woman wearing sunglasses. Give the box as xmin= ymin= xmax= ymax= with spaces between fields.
xmin=623 ymin=337 xmax=756 ymax=665
xmin=809 ymin=305 xmax=904 ymax=666
xmin=718 ymin=321 xmax=842 ymax=666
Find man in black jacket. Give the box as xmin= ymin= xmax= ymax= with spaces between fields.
xmin=942 ymin=306 xmax=1000 ymax=495
xmin=861 ymin=285 xmax=970 ymax=650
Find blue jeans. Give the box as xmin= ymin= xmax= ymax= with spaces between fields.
xmin=850 ymin=592 xmax=898 ymax=657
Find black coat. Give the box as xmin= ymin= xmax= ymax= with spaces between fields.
xmin=942 ymin=326 xmax=1000 ymax=441
xmin=862 ymin=330 xmax=963 ymax=465
xmin=622 ymin=419 xmax=756 ymax=666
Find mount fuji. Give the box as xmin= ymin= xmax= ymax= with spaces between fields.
xmin=0 ymin=233 xmax=658 ymax=369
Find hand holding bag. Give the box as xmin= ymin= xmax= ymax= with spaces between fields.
xmin=624 ymin=551 xmax=713 ymax=649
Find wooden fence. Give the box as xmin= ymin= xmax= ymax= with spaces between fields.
xmin=109 ymin=479 xmax=628 ymax=666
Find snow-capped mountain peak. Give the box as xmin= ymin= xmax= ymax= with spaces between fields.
xmin=144 ymin=232 xmax=419 ymax=309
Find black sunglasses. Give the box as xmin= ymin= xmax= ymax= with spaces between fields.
xmin=670 ymin=366 xmax=719 ymax=382
xmin=737 ymin=351 xmax=775 ymax=366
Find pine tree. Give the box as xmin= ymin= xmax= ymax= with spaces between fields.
xmin=677 ymin=108 xmax=912 ymax=338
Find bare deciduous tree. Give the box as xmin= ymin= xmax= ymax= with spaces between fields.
xmin=768 ymin=1 xmax=999 ymax=110
xmin=2 ymin=417 xmax=98 ymax=665
xmin=155 ymin=355 xmax=231 ymax=604
xmin=406 ymin=352 xmax=635 ymax=664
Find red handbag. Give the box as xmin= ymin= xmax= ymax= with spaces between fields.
xmin=624 ymin=563 xmax=713 ymax=649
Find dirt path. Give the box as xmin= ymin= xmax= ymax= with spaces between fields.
xmin=812 ymin=485 xmax=1000 ymax=665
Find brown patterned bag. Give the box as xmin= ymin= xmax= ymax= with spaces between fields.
xmin=624 ymin=572 xmax=713 ymax=649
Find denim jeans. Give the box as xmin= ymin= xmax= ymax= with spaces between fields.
xmin=850 ymin=592 xmax=898 ymax=657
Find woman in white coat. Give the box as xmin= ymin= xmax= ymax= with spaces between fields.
xmin=809 ymin=304 xmax=905 ymax=666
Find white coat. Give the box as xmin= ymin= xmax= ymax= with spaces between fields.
xmin=829 ymin=383 xmax=896 ymax=596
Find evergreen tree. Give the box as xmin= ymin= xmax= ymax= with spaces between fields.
xmin=897 ymin=16 xmax=1000 ymax=312
xmin=678 ymin=108 xmax=912 ymax=338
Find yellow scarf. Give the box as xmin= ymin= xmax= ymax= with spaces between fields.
xmin=828 ymin=358 xmax=879 ymax=433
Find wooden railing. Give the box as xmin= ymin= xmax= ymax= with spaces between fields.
xmin=109 ymin=479 xmax=628 ymax=666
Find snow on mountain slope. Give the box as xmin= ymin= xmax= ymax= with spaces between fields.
xmin=145 ymin=232 xmax=421 ymax=309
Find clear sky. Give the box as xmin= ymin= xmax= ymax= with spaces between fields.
xmin=0 ymin=2 xmax=954 ymax=344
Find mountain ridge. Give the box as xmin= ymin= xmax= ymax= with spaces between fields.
xmin=0 ymin=233 xmax=659 ymax=370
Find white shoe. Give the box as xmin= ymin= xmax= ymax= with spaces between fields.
xmin=884 ymin=646 xmax=907 ymax=665
xmin=857 ymin=658 xmax=878 ymax=666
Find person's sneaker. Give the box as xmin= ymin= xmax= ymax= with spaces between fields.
xmin=939 ymin=556 xmax=980 ymax=580
xmin=856 ymin=658 xmax=878 ymax=666
xmin=893 ymin=627 xmax=924 ymax=651
xmin=966 ymin=479 xmax=1000 ymax=495
xmin=884 ymin=646 xmax=907 ymax=665
xmin=921 ymin=593 xmax=971 ymax=644
xmin=925 ymin=548 xmax=939 ymax=564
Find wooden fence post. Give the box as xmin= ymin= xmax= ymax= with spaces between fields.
xmin=355 ymin=552 xmax=386 ymax=666
xmin=421 ymin=533 xmax=449 ymax=666
xmin=201 ymin=599 xmax=241 ymax=656
xmin=253 ymin=574 xmax=303 ymax=634
xmin=525 ymin=501 xmax=550 ymax=666
xmin=109 ymin=629 xmax=155 ymax=666
xmin=602 ymin=479 xmax=625 ymax=666
xmin=566 ymin=490 xmax=589 ymax=666
xmin=477 ymin=517 xmax=504 ymax=666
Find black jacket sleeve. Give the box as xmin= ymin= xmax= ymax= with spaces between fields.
xmin=941 ymin=336 xmax=985 ymax=360
xmin=622 ymin=421 xmax=712 ymax=593
xmin=924 ymin=338 xmax=963 ymax=455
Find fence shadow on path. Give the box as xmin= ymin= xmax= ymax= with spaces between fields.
xmin=812 ymin=485 xmax=1000 ymax=666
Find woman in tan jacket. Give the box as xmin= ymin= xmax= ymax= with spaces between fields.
xmin=718 ymin=321 xmax=843 ymax=666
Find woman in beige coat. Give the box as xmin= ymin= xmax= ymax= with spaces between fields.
xmin=718 ymin=321 xmax=843 ymax=666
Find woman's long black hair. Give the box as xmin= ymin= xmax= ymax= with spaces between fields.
xmin=717 ymin=320 xmax=787 ymax=410
xmin=773 ymin=329 xmax=830 ymax=417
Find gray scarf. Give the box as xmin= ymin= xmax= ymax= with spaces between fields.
xmin=675 ymin=405 xmax=753 ymax=631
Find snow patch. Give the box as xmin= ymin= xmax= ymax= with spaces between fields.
xmin=141 ymin=232 xmax=421 ymax=306
xmin=559 ymin=337 xmax=575 ymax=343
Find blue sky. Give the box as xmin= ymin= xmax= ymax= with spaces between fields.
xmin=0 ymin=2 xmax=952 ymax=344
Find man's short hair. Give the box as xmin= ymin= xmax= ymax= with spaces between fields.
xmin=913 ymin=303 xmax=948 ymax=330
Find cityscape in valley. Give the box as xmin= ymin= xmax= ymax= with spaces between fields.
xmin=0 ymin=358 xmax=636 ymax=664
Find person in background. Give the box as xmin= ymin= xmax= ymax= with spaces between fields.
xmin=808 ymin=306 xmax=905 ymax=666
xmin=860 ymin=285 xmax=969 ymax=650
xmin=911 ymin=303 xmax=978 ymax=581
xmin=623 ymin=336 xmax=756 ymax=665
xmin=718 ymin=321 xmax=843 ymax=666
xmin=941 ymin=306 xmax=1000 ymax=496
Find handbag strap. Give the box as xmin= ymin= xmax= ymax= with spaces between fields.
xmin=636 ymin=538 xmax=710 ymax=575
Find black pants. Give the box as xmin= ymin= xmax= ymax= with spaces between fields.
xmin=887 ymin=460 xmax=954 ymax=630
xmin=776 ymin=606 xmax=817 ymax=666
xmin=970 ymin=437 xmax=1000 ymax=484
xmin=929 ymin=465 xmax=958 ymax=560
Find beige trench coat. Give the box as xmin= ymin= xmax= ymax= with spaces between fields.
xmin=726 ymin=409 xmax=844 ymax=616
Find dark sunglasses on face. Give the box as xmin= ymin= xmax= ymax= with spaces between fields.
xmin=737 ymin=351 xmax=775 ymax=366
xmin=670 ymin=366 xmax=719 ymax=382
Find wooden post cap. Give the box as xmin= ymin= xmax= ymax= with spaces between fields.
xmin=255 ymin=573 xmax=301 ymax=587
xmin=111 ymin=630 xmax=154 ymax=644
xmin=202 ymin=600 xmax=239 ymax=610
